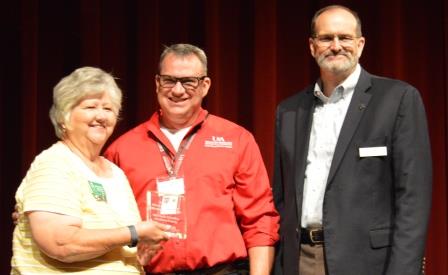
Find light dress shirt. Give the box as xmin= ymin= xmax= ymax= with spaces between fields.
xmin=301 ymin=64 xmax=361 ymax=228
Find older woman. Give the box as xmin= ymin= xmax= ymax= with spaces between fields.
xmin=11 ymin=67 xmax=169 ymax=274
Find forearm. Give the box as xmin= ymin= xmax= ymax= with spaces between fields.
xmin=248 ymin=246 xmax=274 ymax=275
xmin=28 ymin=211 xmax=135 ymax=263
xmin=29 ymin=211 xmax=170 ymax=263
xmin=39 ymin=226 xmax=132 ymax=263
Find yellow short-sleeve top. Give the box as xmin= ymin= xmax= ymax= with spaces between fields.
xmin=11 ymin=142 xmax=143 ymax=274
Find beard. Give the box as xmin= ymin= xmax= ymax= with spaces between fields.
xmin=316 ymin=50 xmax=358 ymax=74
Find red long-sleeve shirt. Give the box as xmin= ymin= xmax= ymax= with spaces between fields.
xmin=104 ymin=109 xmax=279 ymax=273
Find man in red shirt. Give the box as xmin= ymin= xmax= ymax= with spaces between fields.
xmin=104 ymin=43 xmax=279 ymax=274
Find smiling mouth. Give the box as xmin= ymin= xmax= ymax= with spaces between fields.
xmin=325 ymin=52 xmax=349 ymax=59
xmin=90 ymin=124 xmax=106 ymax=129
xmin=169 ymin=97 xmax=188 ymax=103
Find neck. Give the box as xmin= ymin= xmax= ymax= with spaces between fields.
xmin=160 ymin=112 xmax=199 ymax=131
xmin=320 ymin=68 xmax=353 ymax=97
xmin=63 ymin=139 xmax=101 ymax=162
xmin=62 ymin=139 xmax=111 ymax=177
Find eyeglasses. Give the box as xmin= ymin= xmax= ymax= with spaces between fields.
xmin=157 ymin=74 xmax=207 ymax=90
xmin=313 ymin=34 xmax=360 ymax=47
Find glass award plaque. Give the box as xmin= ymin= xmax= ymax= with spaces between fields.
xmin=146 ymin=191 xmax=187 ymax=239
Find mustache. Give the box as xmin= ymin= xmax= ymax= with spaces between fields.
xmin=323 ymin=51 xmax=350 ymax=58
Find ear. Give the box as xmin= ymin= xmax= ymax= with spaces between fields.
xmin=155 ymin=75 xmax=161 ymax=93
xmin=356 ymin=37 xmax=366 ymax=58
xmin=309 ymin=37 xmax=317 ymax=58
xmin=200 ymin=77 xmax=211 ymax=98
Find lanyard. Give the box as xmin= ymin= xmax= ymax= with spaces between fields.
xmin=157 ymin=132 xmax=197 ymax=178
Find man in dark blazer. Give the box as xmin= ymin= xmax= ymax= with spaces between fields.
xmin=273 ymin=5 xmax=432 ymax=275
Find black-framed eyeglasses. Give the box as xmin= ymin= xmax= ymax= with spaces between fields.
xmin=157 ymin=74 xmax=207 ymax=90
xmin=313 ymin=34 xmax=360 ymax=47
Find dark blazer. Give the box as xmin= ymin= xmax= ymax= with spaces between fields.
xmin=273 ymin=69 xmax=432 ymax=275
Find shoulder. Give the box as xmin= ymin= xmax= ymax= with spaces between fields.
xmin=358 ymin=70 xmax=427 ymax=117
xmin=363 ymin=70 xmax=420 ymax=97
xmin=202 ymin=115 xmax=258 ymax=149
xmin=371 ymin=75 xmax=415 ymax=89
xmin=29 ymin=142 xmax=73 ymax=170
xmin=112 ymin=120 xmax=150 ymax=144
xmin=277 ymin=84 xmax=314 ymax=113
xmin=105 ymin=119 xmax=151 ymax=154
xmin=18 ymin=143 xmax=85 ymax=212
xmin=205 ymin=115 xmax=252 ymax=137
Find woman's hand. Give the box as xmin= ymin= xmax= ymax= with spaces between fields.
xmin=135 ymin=220 xmax=172 ymax=265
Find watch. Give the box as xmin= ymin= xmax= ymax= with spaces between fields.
xmin=127 ymin=225 xmax=139 ymax=247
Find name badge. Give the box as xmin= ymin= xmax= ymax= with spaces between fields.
xmin=156 ymin=177 xmax=185 ymax=195
xmin=359 ymin=146 xmax=387 ymax=158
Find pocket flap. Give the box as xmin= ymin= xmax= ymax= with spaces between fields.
xmin=369 ymin=227 xmax=392 ymax=248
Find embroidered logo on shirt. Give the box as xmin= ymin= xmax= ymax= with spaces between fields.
xmin=88 ymin=181 xmax=107 ymax=202
xmin=204 ymin=136 xmax=233 ymax=148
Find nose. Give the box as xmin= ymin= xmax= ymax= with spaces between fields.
xmin=95 ymin=108 xmax=107 ymax=121
xmin=171 ymin=81 xmax=186 ymax=95
xmin=329 ymin=38 xmax=342 ymax=51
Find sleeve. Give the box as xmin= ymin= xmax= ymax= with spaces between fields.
xmin=22 ymin=153 xmax=83 ymax=218
xmin=386 ymin=86 xmax=432 ymax=275
xmin=232 ymin=130 xmax=280 ymax=248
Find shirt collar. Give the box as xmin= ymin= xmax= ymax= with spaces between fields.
xmin=313 ymin=64 xmax=362 ymax=104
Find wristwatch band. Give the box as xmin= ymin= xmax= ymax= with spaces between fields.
xmin=127 ymin=225 xmax=139 ymax=247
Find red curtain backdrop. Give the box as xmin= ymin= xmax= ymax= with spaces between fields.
xmin=2 ymin=0 xmax=447 ymax=273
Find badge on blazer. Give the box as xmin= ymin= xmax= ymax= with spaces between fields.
xmin=359 ymin=146 xmax=387 ymax=157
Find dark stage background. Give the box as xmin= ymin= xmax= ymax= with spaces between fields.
xmin=1 ymin=0 xmax=447 ymax=273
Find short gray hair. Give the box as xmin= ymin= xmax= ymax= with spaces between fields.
xmin=159 ymin=43 xmax=208 ymax=75
xmin=310 ymin=5 xmax=362 ymax=37
xmin=49 ymin=66 xmax=122 ymax=139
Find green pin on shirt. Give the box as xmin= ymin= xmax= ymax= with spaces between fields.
xmin=88 ymin=181 xmax=107 ymax=202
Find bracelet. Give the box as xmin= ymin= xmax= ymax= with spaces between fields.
xmin=127 ymin=225 xmax=139 ymax=248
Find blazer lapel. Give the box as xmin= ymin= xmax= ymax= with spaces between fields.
xmin=294 ymin=88 xmax=316 ymax=214
xmin=327 ymin=70 xmax=372 ymax=184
